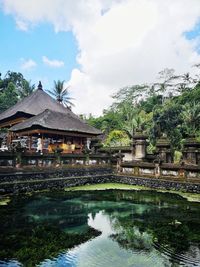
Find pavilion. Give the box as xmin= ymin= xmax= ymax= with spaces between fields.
xmin=0 ymin=82 xmax=101 ymax=153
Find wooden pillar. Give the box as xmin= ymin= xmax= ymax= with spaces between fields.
xmin=11 ymin=132 xmax=13 ymax=144
xmin=41 ymin=133 xmax=44 ymax=153
xmin=7 ymin=132 xmax=11 ymax=147
xmin=80 ymin=138 xmax=82 ymax=153
xmin=29 ymin=135 xmax=32 ymax=152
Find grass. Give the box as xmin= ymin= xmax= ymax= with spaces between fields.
xmin=64 ymin=183 xmax=200 ymax=202
xmin=64 ymin=183 xmax=149 ymax=191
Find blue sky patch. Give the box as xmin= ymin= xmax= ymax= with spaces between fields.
xmin=0 ymin=12 xmax=79 ymax=90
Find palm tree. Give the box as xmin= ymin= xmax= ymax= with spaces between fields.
xmin=119 ymin=103 xmax=141 ymax=139
xmin=181 ymin=102 xmax=200 ymax=135
xmin=153 ymin=68 xmax=175 ymax=103
xmin=47 ymin=80 xmax=74 ymax=107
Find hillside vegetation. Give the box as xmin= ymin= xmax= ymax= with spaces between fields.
xmin=86 ymin=68 xmax=200 ymax=153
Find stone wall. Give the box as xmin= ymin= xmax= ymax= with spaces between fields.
xmin=0 ymin=166 xmax=112 ymax=183
xmin=115 ymin=175 xmax=200 ymax=193
xmin=0 ymin=166 xmax=113 ymax=194
xmin=0 ymin=174 xmax=113 ymax=194
xmin=0 ymin=166 xmax=200 ymax=194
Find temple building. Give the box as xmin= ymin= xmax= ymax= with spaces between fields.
xmin=0 ymin=82 xmax=101 ymax=153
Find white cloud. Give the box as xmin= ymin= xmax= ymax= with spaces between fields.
xmin=21 ymin=58 xmax=37 ymax=70
xmin=1 ymin=0 xmax=200 ymax=115
xmin=42 ymin=56 xmax=64 ymax=68
xmin=16 ymin=19 xmax=28 ymax=31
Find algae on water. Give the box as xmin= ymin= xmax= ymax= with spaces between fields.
xmin=0 ymin=197 xmax=11 ymax=206
xmin=64 ymin=183 xmax=200 ymax=203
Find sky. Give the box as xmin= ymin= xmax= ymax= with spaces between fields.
xmin=0 ymin=0 xmax=200 ymax=116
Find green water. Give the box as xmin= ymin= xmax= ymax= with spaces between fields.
xmin=0 ymin=188 xmax=200 ymax=267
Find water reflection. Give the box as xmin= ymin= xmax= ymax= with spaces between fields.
xmin=0 ymin=190 xmax=200 ymax=266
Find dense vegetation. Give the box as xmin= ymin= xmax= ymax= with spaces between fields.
xmin=0 ymin=71 xmax=35 ymax=113
xmin=86 ymin=68 xmax=200 ymax=153
xmin=0 ymin=68 xmax=199 ymax=155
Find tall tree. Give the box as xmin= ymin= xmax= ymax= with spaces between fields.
xmin=151 ymin=101 xmax=183 ymax=150
xmin=18 ymin=80 xmax=35 ymax=99
xmin=153 ymin=68 xmax=175 ymax=102
xmin=0 ymin=71 xmax=35 ymax=99
xmin=170 ymin=72 xmax=197 ymax=94
xmin=47 ymin=80 xmax=74 ymax=107
xmin=2 ymin=71 xmax=24 ymax=91
xmin=181 ymin=102 xmax=200 ymax=135
xmin=0 ymin=82 xmax=18 ymax=113
xmin=111 ymin=84 xmax=148 ymax=110
xmin=119 ymin=102 xmax=152 ymax=139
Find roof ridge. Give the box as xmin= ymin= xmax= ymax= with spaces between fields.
xmin=0 ymin=88 xmax=76 ymax=122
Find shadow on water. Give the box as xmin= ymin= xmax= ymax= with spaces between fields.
xmin=0 ymin=189 xmax=200 ymax=266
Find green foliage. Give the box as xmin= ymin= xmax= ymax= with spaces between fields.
xmin=151 ymin=101 xmax=183 ymax=149
xmin=105 ymin=130 xmax=130 ymax=146
xmin=174 ymin=151 xmax=183 ymax=164
xmin=181 ymin=102 xmax=200 ymax=135
xmin=0 ymin=82 xmax=18 ymax=113
xmin=0 ymin=71 xmax=24 ymax=90
xmin=86 ymin=109 xmax=122 ymax=133
xmin=0 ymin=71 xmax=35 ymax=113
xmin=140 ymin=95 xmax=162 ymax=113
xmin=119 ymin=103 xmax=152 ymax=139
xmin=18 ymin=79 xmax=35 ymax=98
xmin=174 ymin=84 xmax=200 ymax=106
xmin=86 ymin=66 xmax=200 ymax=151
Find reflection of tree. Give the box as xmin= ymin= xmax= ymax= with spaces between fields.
xmin=111 ymin=225 xmax=153 ymax=251
xmin=153 ymin=223 xmax=190 ymax=251
xmin=0 ymin=223 xmax=100 ymax=267
xmin=0 ymin=193 xmax=101 ymax=266
xmin=105 ymin=191 xmax=200 ymax=265
xmin=1 ymin=190 xmax=200 ymax=266
xmin=25 ymin=193 xmax=90 ymax=231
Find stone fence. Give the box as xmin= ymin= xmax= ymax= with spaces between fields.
xmin=121 ymin=161 xmax=200 ymax=180
xmin=0 ymin=152 xmax=112 ymax=171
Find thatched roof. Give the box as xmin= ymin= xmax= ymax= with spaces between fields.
xmin=0 ymin=84 xmax=77 ymax=123
xmin=10 ymin=109 xmax=101 ymax=135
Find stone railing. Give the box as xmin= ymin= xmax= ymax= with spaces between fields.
xmin=0 ymin=151 xmax=199 ymax=181
xmin=0 ymin=152 xmax=112 ymax=171
xmin=120 ymin=161 xmax=200 ymax=180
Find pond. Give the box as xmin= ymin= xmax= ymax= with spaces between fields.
xmin=0 ymin=185 xmax=200 ymax=267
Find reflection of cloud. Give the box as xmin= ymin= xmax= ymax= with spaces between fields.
xmin=42 ymin=215 xmax=167 ymax=267
xmin=21 ymin=58 xmax=37 ymax=70
xmin=42 ymin=56 xmax=64 ymax=68
xmin=88 ymin=211 xmax=114 ymax=236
